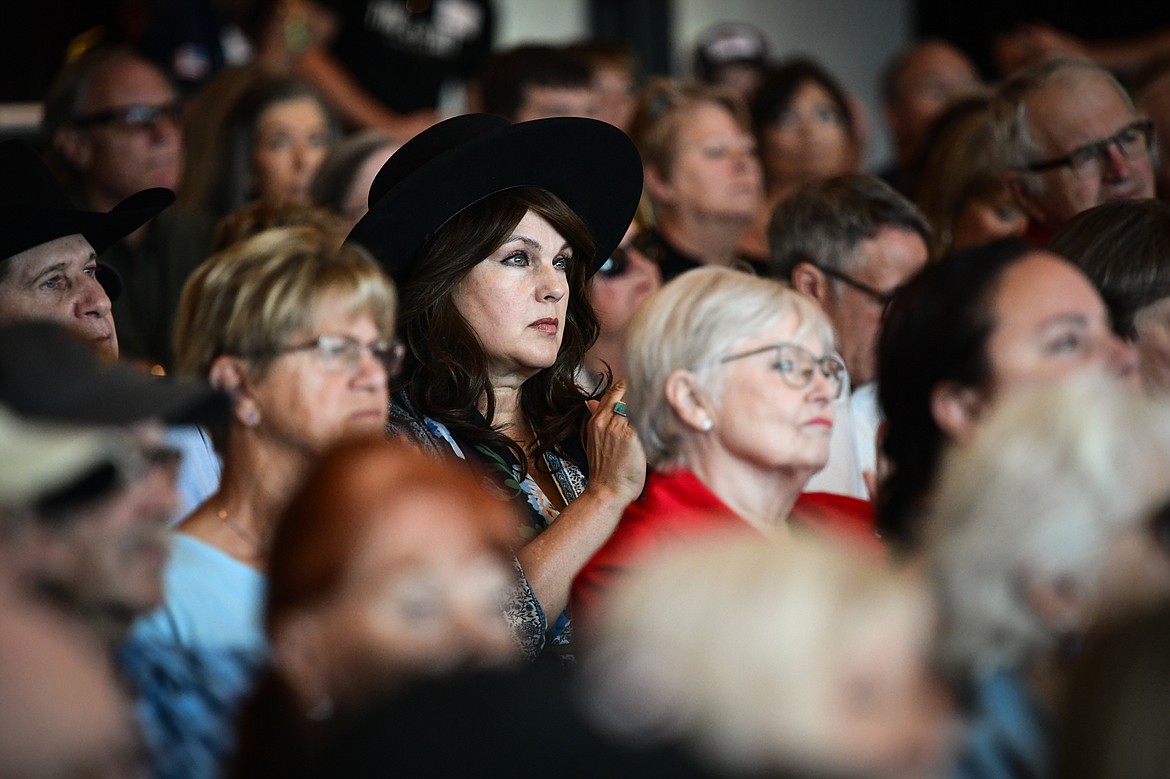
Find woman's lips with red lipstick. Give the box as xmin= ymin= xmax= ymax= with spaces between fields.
xmin=530 ymin=317 xmax=559 ymax=334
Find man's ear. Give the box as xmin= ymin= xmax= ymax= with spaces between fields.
xmin=52 ymin=126 xmax=93 ymax=173
xmin=1003 ymin=171 xmax=1049 ymax=227
xmin=664 ymin=369 xmax=714 ymax=432
xmin=208 ymin=355 xmax=261 ymax=428
xmin=929 ymin=380 xmax=984 ymax=443
xmin=790 ymin=261 xmax=827 ymax=302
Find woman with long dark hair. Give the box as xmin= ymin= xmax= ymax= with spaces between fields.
xmin=347 ymin=114 xmax=646 ymax=659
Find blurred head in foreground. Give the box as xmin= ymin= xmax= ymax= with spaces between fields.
xmin=581 ymin=534 xmax=953 ymax=779
xmin=233 ymin=439 xmax=523 ymax=775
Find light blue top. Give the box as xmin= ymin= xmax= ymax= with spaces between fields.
xmin=133 ymin=533 xmax=267 ymax=653
xmin=166 ymin=425 xmax=222 ymax=525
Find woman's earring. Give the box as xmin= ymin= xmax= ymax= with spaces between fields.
xmin=700 ymin=418 xmax=714 ymax=431
xmin=244 ymin=409 xmax=259 ymax=426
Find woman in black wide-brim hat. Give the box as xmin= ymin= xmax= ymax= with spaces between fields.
xmin=347 ymin=113 xmax=645 ymax=660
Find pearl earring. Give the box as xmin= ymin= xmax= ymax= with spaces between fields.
xmin=700 ymin=418 xmax=714 ymax=431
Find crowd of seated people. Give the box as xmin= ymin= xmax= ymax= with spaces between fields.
xmin=6 ymin=11 xmax=1170 ymax=779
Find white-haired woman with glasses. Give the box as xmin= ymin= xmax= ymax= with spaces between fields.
xmin=572 ymin=266 xmax=846 ymax=626
xmin=133 ymin=225 xmax=401 ymax=654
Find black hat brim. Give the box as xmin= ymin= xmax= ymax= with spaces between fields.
xmin=0 ymin=187 xmax=175 ymax=261
xmin=0 ymin=321 xmax=228 ymax=428
xmin=346 ymin=115 xmax=643 ymax=283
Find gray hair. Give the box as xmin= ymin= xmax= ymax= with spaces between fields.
xmin=992 ymin=55 xmax=1137 ymax=197
xmin=768 ymin=173 xmax=930 ymax=280
xmin=926 ymin=373 xmax=1170 ymax=678
xmin=625 ymin=266 xmax=834 ymax=468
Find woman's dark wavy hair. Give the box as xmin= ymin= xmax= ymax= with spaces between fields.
xmin=876 ymin=238 xmax=1034 ymax=551
xmin=394 ymin=186 xmax=601 ymax=475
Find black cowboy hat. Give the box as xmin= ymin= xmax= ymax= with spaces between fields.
xmin=0 ymin=140 xmax=174 ymax=299
xmin=0 ymin=321 xmax=228 ymax=428
xmin=346 ymin=114 xmax=643 ymax=282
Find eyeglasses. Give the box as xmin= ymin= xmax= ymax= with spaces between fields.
xmin=812 ymin=263 xmax=898 ymax=308
xmin=264 ymin=334 xmax=405 ymax=376
xmin=720 ymin=342 xmax=848 ymax=399
xmin=1021 ymin=119 xmax=1154 ymax=177
xmin=71 ymin=102 xmax=183 ymax=131
xmin=34 ymin=439 xmax=183 ymax=518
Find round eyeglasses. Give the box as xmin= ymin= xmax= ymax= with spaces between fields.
xmin=719 ymin=342 xmax=849 ymax=399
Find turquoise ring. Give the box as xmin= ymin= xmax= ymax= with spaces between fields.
xmin=613 ymin=401 xmax=628 ymax=417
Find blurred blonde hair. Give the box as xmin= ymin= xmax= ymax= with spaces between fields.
xmin=630 ymin=77 xmax=751 ymax=182
xmin=174 ymin=225 xmax=396 ymax=380
xmin=581 ymin=532 xmax=934 ymax=776
xmin=211 ymin=200 xmax=344 ymax=254
xmin=926 ymin=373 xmax=1170 ymax=678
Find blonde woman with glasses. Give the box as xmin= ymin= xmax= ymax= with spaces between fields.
xmin=133 ymin=225 xmax=400 ymax=654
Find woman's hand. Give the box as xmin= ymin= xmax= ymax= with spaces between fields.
xmin=583 ymin=380 xmax=647 ymax=503
xmin=513 ymin=381 xmax=646 ymax=620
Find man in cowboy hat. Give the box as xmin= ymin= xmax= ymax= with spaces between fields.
xmin=0 ymin=139 xmax=173 ymax=362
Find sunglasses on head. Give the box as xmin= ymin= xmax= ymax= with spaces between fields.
xmin=596 ymin=232 xmax=664 ymax=278
xmin=596 ymin=245 xmax=632 ymax=278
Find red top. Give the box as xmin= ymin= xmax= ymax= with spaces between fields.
xmin=571 ymin=470 xmax=886 ymax=638
xmin=571 ymin=469 xmax=759 ymax=635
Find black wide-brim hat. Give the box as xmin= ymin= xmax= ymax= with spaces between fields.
xmin=0 ymin=321 xmax=228 ymax=428
xmin=0 ymin=140 xmax=174 ymax=284
xmin=346 ymin=114 xmax=644 ymax=282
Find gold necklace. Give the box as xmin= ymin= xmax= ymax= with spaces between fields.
xmin=216 ymin=507 xmax=262 ymax=547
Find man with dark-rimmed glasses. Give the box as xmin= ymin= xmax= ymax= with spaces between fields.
xmin=996 ymin=54 xmax=1156 ymax=242
xmin=769 ymin=173 xmax=929 ymax=502
xmin=42 ymin=45 xmax=213 ymax=371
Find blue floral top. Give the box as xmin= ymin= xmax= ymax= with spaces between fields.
xmin=119 ymin=638 xmax=263 ymax=779
xmin=387 ymin=391 xmax=586 ymax=658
